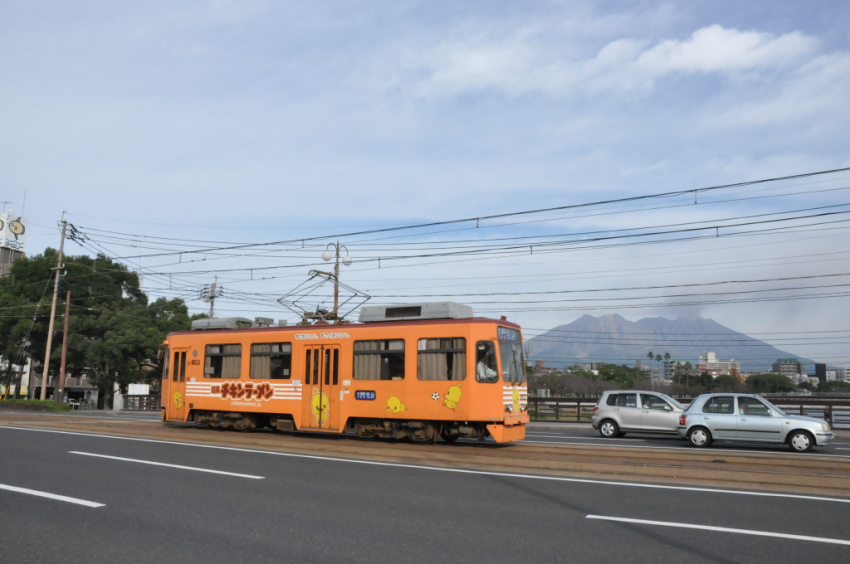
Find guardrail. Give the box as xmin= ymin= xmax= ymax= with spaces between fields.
xmin=527 ymin=397 xmax=850 ymax=429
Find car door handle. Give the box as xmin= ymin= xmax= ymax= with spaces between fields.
xmin=740 ymin=418 xmax=747 ymax=422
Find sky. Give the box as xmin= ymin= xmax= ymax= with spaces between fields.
xmin=2 ymin=1 xmax=849 ymax=368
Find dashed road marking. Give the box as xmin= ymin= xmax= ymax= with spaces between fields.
xmin=586 ymin=515 xmax=850 ymax=546
xmin=70 ymin=451 xmax=264 ymax=479
xmin=0 ymin=483 xmax=104 ymax=508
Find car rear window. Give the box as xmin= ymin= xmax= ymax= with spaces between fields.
xmin=606 ymin=394 xmax=619 ymax=406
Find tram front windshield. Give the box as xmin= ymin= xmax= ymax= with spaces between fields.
xmin=499 ymin=341 xmax=525 ymax=385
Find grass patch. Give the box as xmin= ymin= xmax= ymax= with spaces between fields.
xmin=0 ymin=399 xmax=72 ymax=412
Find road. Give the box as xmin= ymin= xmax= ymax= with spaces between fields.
xmin=2 ymin=417 xmax=850 ymax=563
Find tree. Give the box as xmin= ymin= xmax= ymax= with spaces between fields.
xmin=598 ymin=364 xmax=644 ymax=388
xmin=713 ymin=374 xmax=742 ymax=392
xmin=797 ymin=381 xmax=816 ymax=392
xmin=746 ymin=373 xmax=796 ymax=394
xmin=817 ymin=380 xmax=850 ymax=393
xmin=0 ymin=250 xmax=199 ymax=405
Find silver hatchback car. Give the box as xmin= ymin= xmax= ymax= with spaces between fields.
xmin=592 ymin=390 xmax=686 ymax=438
xmin=677 ymin=393 xmax=834 ymax=452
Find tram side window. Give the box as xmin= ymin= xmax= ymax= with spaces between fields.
xmin=418 ymin=338 xmax=466 ymax=381
xmin=474 ymin=341 xmax=498 ymax=383
xmin=353 ymin=340 xmax=405 ymax=380
xmin=162 ymin=349 xmax=170 ymax=380
xmin=204 ymin=344 xmax=242 ymax=379
xmin=250 ymin=343 xmax=292 ymax=379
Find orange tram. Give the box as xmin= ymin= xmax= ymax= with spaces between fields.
xmin=160 ymin=302 xmax=529 ymax=444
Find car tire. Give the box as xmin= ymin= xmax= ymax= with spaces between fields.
xmin=687 ymin=427 xmax=712 ymax=448
xmin=599 ymin=420 xmax=620 ymax=438
xmin=788 ymin=430 xmax=814 ymax=453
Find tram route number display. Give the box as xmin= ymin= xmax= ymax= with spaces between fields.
xmin=355 ymin=391 xmax=376 ymax=401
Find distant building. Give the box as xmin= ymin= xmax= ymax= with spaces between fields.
xmin=815 ymin=364 xmax=827 ymax=382
xmin=533 ymin=359 xmax=558 ymax=375
xmin=638 ymin=366 xmax=659 ymax=381
xmin=837 ymin=368 xmax=848 ymax=382
xmin=772 ymin=358 xmax=806 ymax=378
xmin=664 ymin=360 xmax=689 ymax=379
xmin=697 ymin=351 xmax=740 ymax=377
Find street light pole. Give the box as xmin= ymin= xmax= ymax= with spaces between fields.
xmin=322 ymin=242 xmax=351 ymax=322
xmin=333 ymin=241 xmax=340 ymax=318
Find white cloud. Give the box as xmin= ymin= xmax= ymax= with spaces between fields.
xmin=406 ymin=25 xmax=820 ymax=98
xmin=637 ymin=24 xmax=816 ymax=74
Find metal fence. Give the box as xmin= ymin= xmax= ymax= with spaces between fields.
xmin=527 ymin=397 xmax=850 ymax=429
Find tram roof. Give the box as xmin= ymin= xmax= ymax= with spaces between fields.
xmin=167 ymin=316 xmax=520 ymax=338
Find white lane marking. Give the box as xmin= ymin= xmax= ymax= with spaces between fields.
xmin=69 ymin=452 xmax=264 ymax=479
xmin=586 ymin=515 xmax=850 ymax=546
xmin=0 ymin=483 xmax=104 ymax=508
xmin=2 ymin=426 xmax=849 ymax=505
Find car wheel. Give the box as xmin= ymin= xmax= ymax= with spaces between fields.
xmin=688 ymin=427 xmax=712 ymax=448
xmin=599 ymin=420 xmax=619 ymax=438
xmin=788 ymin=430 xmax=814 ymax=453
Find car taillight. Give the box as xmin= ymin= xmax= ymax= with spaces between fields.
xmin=679 ymin=414 xmax=687 ymax=426
xmin=593 ymin=407 xmax=599 ymax=411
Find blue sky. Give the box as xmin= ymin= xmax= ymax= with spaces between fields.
xmin=2 ymin=1 xmax=849 ymax=367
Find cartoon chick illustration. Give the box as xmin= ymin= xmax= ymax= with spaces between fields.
xmin=512 ymin=387 xmax=520 ymax=414
xmin=173 ymin=391 xmax=183 ymax=409
xmin=387 ymin=392 xmax=406 ymax=413
xmin=443 ymin=383 xmax=462 ymax=410
xmin=311 ymin=387 xmax=329 ymax=424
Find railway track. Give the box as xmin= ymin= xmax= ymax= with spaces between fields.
xmin=3 ymin=412 xmax=850 ymax=498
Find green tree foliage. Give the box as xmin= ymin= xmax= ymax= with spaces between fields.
xmin=745 ymin=373 xmax=796 ymax=394
xmin=598 ymin=364 xmax=644 ymax=388
xmin=817 ymin=380 xmax=850 ymax=393
xmin=0 ymin=250 xmax=200 ymax=403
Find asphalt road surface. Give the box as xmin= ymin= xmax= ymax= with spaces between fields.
xmin=2 ymin=423 xmax=850 ymax=564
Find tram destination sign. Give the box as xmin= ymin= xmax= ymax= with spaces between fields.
xmin=498 ymin=327 xmax=521 ymax=342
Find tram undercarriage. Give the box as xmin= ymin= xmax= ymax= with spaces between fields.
xmin=188 ymin=410 xmax=490 ymax=443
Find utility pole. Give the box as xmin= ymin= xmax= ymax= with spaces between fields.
xmin=40 ymin=218 xmax=67 ymax=400
xmin=56 ymin=291 xmax=71 ymax=403
xmin=200 ymin=276 xmax=223 ymax=318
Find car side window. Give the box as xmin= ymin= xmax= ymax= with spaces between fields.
xmin=615 ymin=393 xmax=637 ymax=408
xmin=642 ymin=395 xmax=671 ymax=410
xmin=702 ymin=397 xmax=734 ymax=414
xmin=606 ymin=394 xmax=619 ymax=406
xmin=738 ymin=397 xmax=771 ymax=416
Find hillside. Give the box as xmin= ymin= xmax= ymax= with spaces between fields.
xmin=527 ymin=314 xmax=816 ymax=372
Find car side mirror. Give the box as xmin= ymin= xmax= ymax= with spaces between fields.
xmin=665 ymin=405 xmax=672 ymax=411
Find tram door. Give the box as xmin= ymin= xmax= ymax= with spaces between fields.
xmin=167 ymin=348 xmax=188 ymax=421
xmin=301 ymin=345 xmax=341 ymax=431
